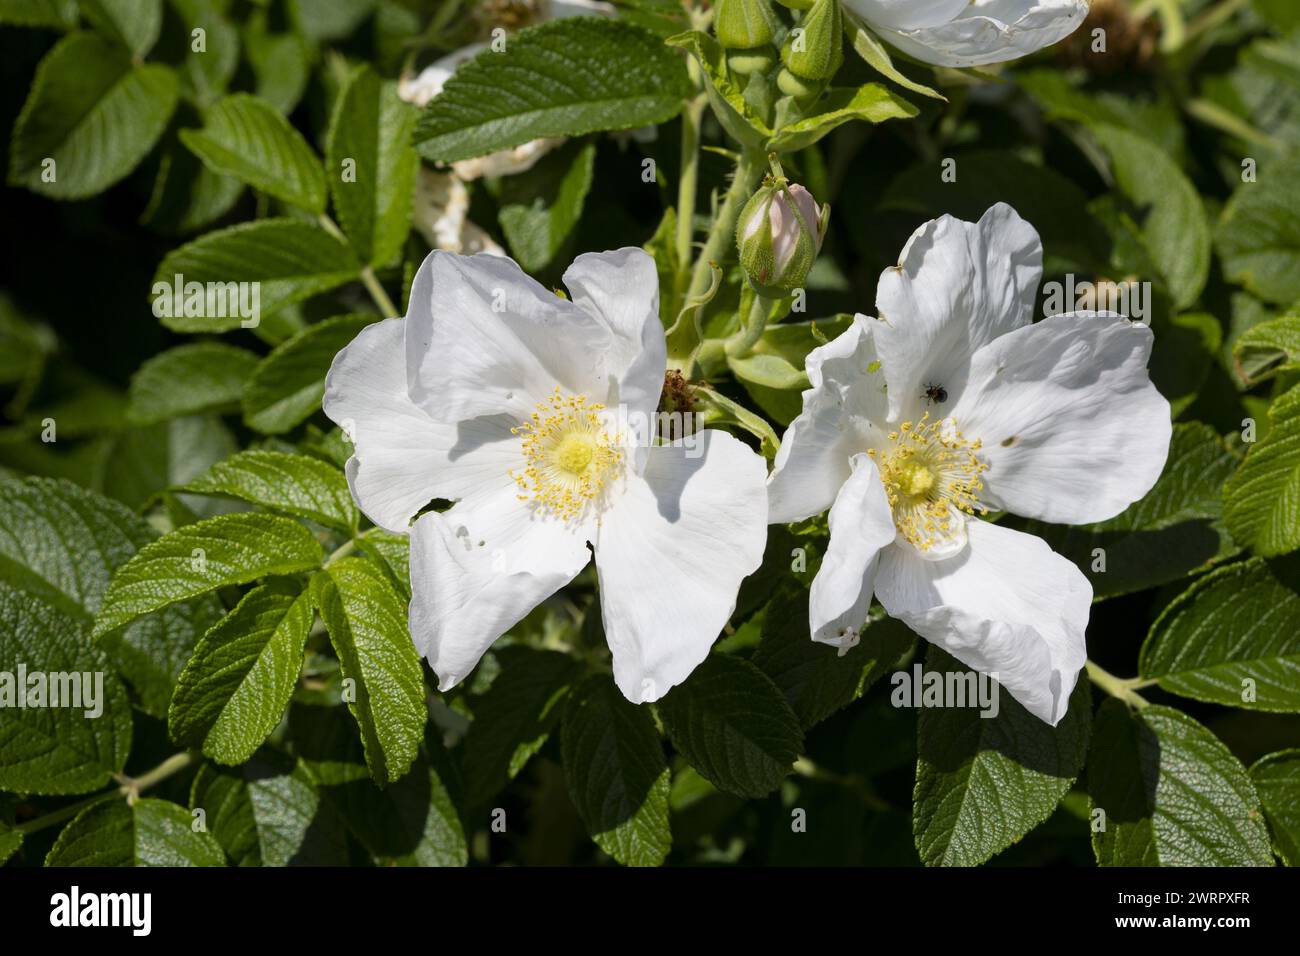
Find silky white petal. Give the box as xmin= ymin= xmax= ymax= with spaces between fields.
xmin=810 ymin=455 xmax=897 ymax=649
xmin=404 ymin=251 xmax=613 ymax=423
xmin=767 ymin=315 xmax=890 ymax=523
xmin=872 ymin=0 xmax=1089 ymax=68
xmin=323 ymin=318 xmax=522 ymax=533
xmin=845 ymin=0 xmax=969 ymax=30
xmin=409 ymin=488 xmax=592 ymax=691
xmin=594 ymin=431 xmax=768 ymax=703
xmin=874 ymin=204 xmax=1042 ymax=422
xmin=951 ymin=312 xmax=1171 ymax=525
xmin=562 ymin=248 xmax=666 ymax=428
xmin=875 ymin=519 xmax=1090 ymax=725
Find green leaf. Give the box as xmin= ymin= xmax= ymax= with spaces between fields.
xmin=0 ymin=583 xmax=132 ymax=795
xmin=168 ymin=0 xmax=240 ymax=107
xmin=499 ymin=140 xmax=596 ymax=273
xmin=8 ymin=31 xmax=178 ymax=199
xmin=310 ymin=558 xmax=425 ymax=786
xmin=152 ymin=219 xmax=361 ymax=331
xmin=78 ymin=0 xmax=162 ymax=56
xmin=657 ymin=654 xmax=803 ymax=798
xmin=1024 ymin=423 xmax=1239 ymax=599
xmin=462 ymin=646 xmax=579 ymax=807
xmin=0 ymin=476 xmax=222 ymax=719
xmin=843 ymin=10 xmax=945 ymax=101
xmin=665 ymin=30 xmax=769 ymax=148
xmin=292 ymin=702 xmax=466 ymax=865
xmin=100 ymin=415 xmax=238 ymax=515
xmin=242 ymin=314 xmax=374 ymax=434
xmin=1234 ymin=310 xmax=1300 ymax=385
xmin=1250 ymin=750 xmax=1300 ymax=865
xmin=694 ymin=387 xmax=780 ymax=459
xmin=1091 ymin=124 xmax=1211 ymax=309
xmin=127 ymin=342 xmax=260 ymax=425
xmin=1140 ymin=557 xmax=1300 ymax=712
xmin=177 ymin=449 xmax=357 ymax=532
xmin=414 ymin=18 xmax=690 ymax=163
xmin=179 ymin=93 xmax=327 ymax=212
xmin=912 ymin=647 xmax=1091 ymax=867
xmin=1216 ymin=158 xmax=1300 ymax=306
xmin=767 ymin=84 xmax=918 ymax=152
xmin=1223 ymin=384 xmax=1300 ymax=557
xmin=326 ymin=65 xmax=418 ymax=266
xmin=0 ymin=0 xmax=78 ymax=29
xmin=561 ymin=677 xmax=671 ymax=867
xmin=1086 ymin=701 xmax=1274 ymax=866
xmin=190 ymin=752 xmax=349 ymax=866
xmin=752 ymin=590 xmax=915 ymax=730
xmin=46 ymin=798 xmax=226 ymax=866
xmin=93 ymin=512 xmax=324 ymax=637
xmin=169 ymin=582 xmax=312 ymax=763
xmin=141 ymin=136 xmax=244 ymax=235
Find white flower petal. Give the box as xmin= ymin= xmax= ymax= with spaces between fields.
xmin=409 ymin=488 xmax=592 ymax=691
xmin=810 ymin=454 xmax=897 ymax=649
xmin=404 ymin=251 xmax=614 ymax=423
xmin=593 ymin=431 xmax=768 ymax=703
xmin=845 ymin=0 xmax=971 ymax=31
xmin=323 ymin=318 xmax=521 ymax=533
xmin=562 ymin=248 xmax=666 ymax=426
xmin=950 ymin=312 xmax=1171 ymax=525
xmin=874 ymin=203 xmax=1042 ymax=422
xmin=871 ymin=0 xmax=1089 ymax=68
xmin=768 ymin=315 xmax=889 ymax=523
xmin=875 ymin=519 xmax=1090 ymax=725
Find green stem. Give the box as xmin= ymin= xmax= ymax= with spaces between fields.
xmin=684 ymin=148 xmax=765 ymax=308
xmin=1085 ymin=660 xmax=1150 ymax=710
xmin=726 ymin=290 xmax=772 ymax=357
xmin=16 ymin=752 xmax=197 ymax=835
xmin=674 ymin=91 xmax=707 ymax=304
xmin=317 ymin=213 xmax=399 ymax=317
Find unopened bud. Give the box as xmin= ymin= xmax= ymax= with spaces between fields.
xmin=736 ymin=179 xmax=828 ymax=296
xmin=781 ymin=0 xmax=843 ymax=80
xmin=715 ymin=0 xmax=778 ymax=50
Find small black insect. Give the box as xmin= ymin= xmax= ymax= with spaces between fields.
xmin=923 ymin=382 xmax=948 ymax=404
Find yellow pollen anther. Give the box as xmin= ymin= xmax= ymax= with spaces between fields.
xmin=511 ymin=387 xmax=622 ymax=521
xmin=874 ymin=412 xmax=987 ymax=553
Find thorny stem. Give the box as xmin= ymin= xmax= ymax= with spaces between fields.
xmin=16 ymin=752 xmax=197 ymax=835
xmin=1085 ymin=660 xmax=1151 ymax=710
xmin=674 ymin=90 xmax=707 ymax=304
xmin=684 ymin=149 xmax=765 ymax=310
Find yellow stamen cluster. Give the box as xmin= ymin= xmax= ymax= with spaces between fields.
xmin=868 ymin=412 xmax=988 ymax=553
xmin=512 ymin=388 xmax=622 ymax=521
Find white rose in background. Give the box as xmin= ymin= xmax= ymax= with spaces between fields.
xmin=767 ymin=204 xmax=1170 ymax=726
xmin=399 ymin=0 xmax=613 ymax=252
xmin=843 ymin=0 xmax=1090 ymax=67
xmin=324 ymin=248 xmax=768 ymax=704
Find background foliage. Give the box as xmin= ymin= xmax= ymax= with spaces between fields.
xmin=1 ymin=0 xmax=1298 ymax=867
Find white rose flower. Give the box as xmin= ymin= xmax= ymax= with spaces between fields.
xmin=324 ymin=248 xmax=769 ymax=704
xmin=844 ymin=0 xmax=1090 ymax=68
xmin=767 ymin=204 xmax=1170 ymax=725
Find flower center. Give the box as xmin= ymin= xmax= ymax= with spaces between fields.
xmin=868 ymin=413 xmax=988 ymax=554
xmin=513 ymin=388 xmax=622 ymax=521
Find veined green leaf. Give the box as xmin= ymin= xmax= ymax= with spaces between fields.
xmin=93 ymin=512 xmax=324 ymax=637
xmin=1223 ymin=384 xmax=1300 ymax=556
xmin=180 ymin=93 xmax=327 ymax=212
xmin=562 ymin=677 xmax=671 ymax=867
xmin=414 ymin=18 xmax=690 ymax=163
xmin=657 ymin=654 xmax=803 ymax=798
xmin=499 ymin=140 xmax=596 ymax=273
xmin=8 ymin=31 xmax=178 ymax=199
xmin=127 ymin=342 xmax=260 ymax=425
xmin=310 ymin=558 xmax=424 ymax=786
xmin=152 ymin=219 xmax=361 ymax=331
xmin=170 ymin=582 xmax=313 ymax=764
xmin=78 ymin=0 xmax=162 ymax=56
xmin=767 ymin=84 xmax=918 ymax=152
xmin=1216 ymin=157 xmax=1300 ymax=306
xmin=1087 ymin=701 xmax=1273 ymax=866
xmin=1250 ymin=750 xmax=1300 ymax=865
xmin=326 ymin=66 xmax=418 ymax=266
xmin=1233 ymin=310 xmax=1300 ymax=385
xmin=177 ymin=449 xmax=357 ymax=532
xmin=46 ymin=797 xmax=226 ymax=866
